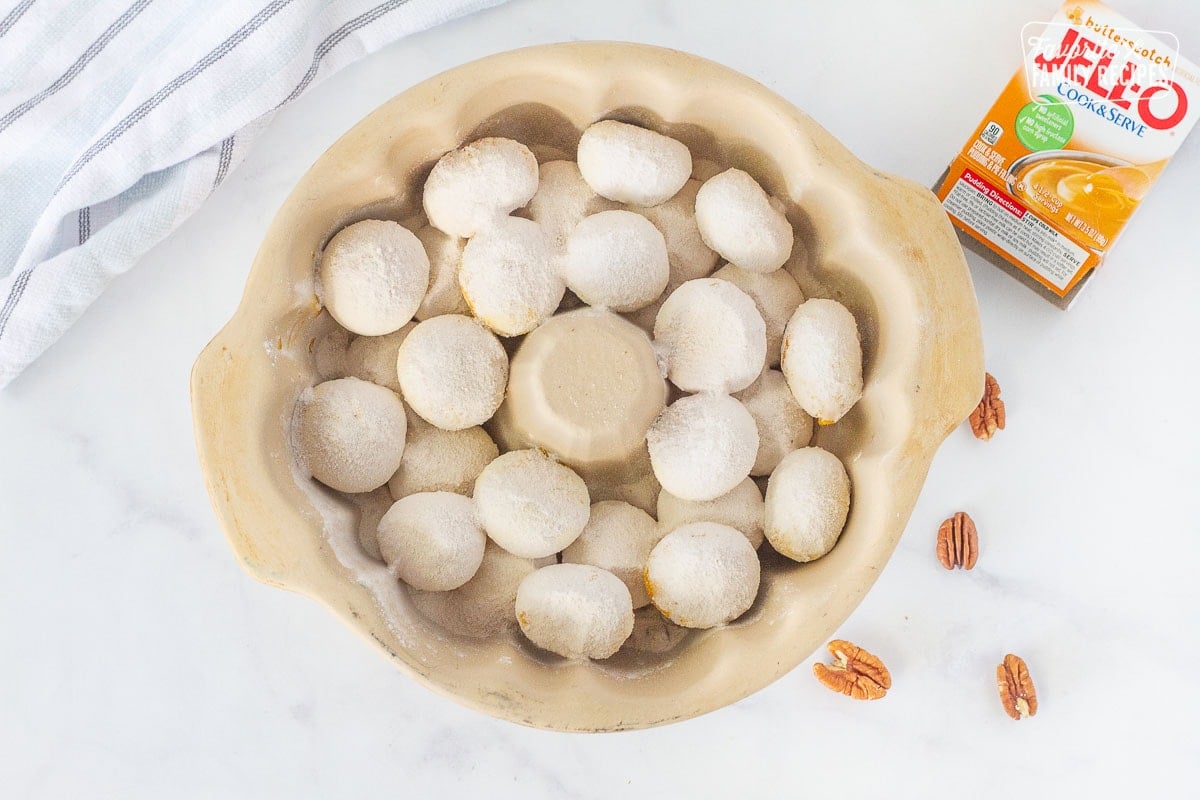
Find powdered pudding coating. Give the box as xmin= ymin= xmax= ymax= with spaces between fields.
xmin=735 ymin=369 xmax=814 ymax=476
xmin=646 ymin=393 xmax=759 ymax=503
xmin=623 ymin=606 xmax=689 ymax=654
xmin=780 ymin=298 xmax=864 ymax=424
xmin=515 ymin=563 xmax=635 ymax=659
xmin=344 ymin=324 xmax=413 ymax=392
xmin=653 ymin=278 xmax=767 ymax=394
xmin=764 ymin=446 xmax=851 ymax=562
xmin=656 ymin=477 xmax=765 ymax=549
xmin=528 ymin=160 xmax=621 ymax=253
xmin=645 ymin=522 xmax=760 ymax=629
xmin=295 ymin=377 xmax=407 ymax=493
xmin=694 ymin=168 xmax=793 ymax=273
xmin=459 ymin=216 xmax=564 ymax=336
xmin=423 ymin=137 xmax=539 ymax=238
xmin=577 ymin=120 xmax=692 ymax=206
xmin=318 ymin=220 xmax=430 ymax=336
xmin=564 ymin=210 xmax=670 ymax=312
xmin=396 ymin=315 xmax=508 ymax=430
xmin=630 ymin=179 xmax=718 ymax=288
xmin=377 ymin=491 xmax=486 ymax=591
xmin=712 ymin=263 xmax=804 ymax=368
xmin=414 ymin=226 xmax=469 ymax=320
xmin=473 ymin=449 xmax=591 ymax=559
xmin=561 ymin=500 xmax=661 ymax=608
xmin=387 ymin=420 xmax=498 ymax=499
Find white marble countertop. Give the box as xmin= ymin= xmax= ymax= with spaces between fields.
xmin=3 ymin=0 xmax=1198 ymax=796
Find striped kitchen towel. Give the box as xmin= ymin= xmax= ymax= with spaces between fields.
xmin=0 ymin=0 xmax=507 ymax=389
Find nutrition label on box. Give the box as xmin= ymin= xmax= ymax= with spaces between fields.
xmin=943 ymin=169 xmax=1087 ymax=290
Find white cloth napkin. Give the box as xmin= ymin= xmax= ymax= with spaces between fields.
xmin=0 ymin=0 xmax=506 ymax=389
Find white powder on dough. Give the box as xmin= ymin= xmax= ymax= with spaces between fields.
xmin=780 ymin=298 xmax=864 ymax=424
xmin=344 ymin=324 xmax=413 ymax=392
xmin=694 ymin=168 xmax=793 ymax=273
xmin=623 ymin=606 xmax=689 ymax=654
xmin=414 ymin=225 xmax=470 ymax=321
xmin=396 ymin=314 xmax=508 ymax=431
xmin=423 ymin=137 xmax=539 ymax=238
xmin=561 ymin=500 xmax=661 ymax=608
xmin=388 ymin=421 xmax=498 ymax=498
xmin=712 ymin=263 xmax=804 ymax=368
xmin=764 ymin=446 xmax=851 ymax=562
xmin=515 ymin=563 xmax=635 ymax=659
xmin=564 ymin=210 xmax=669 ymax=312
xmin=317 ymin=220 xmax=430 ymax=336
xmin=459 ymin=216 xmax=564 ymax=337
xmin=527 ymin=160 xmax=621 ymax=253
xmin=377 ymin=491 xmax=487 ymax=591
xmin=646 ymin=393 xmax=759 ymax=503
xmin=473 ymin=449 xmax=591 ymax=559
xmin=734 ymin=368 xmax=814 ymax=476
xmin=653 ymin=278 xmax=766 ymax=394
xmin=630 ymin=179 xmax=718 ymax=290
xmin=294 ymin=377 xmax=407 ymax=493
xmin=577 ymin=120 xmax=692 ymax=206
xmin=645 ymin=521 xmax=760 ymax=629
xmin=656 ymin=476 xmax=765 ymax=549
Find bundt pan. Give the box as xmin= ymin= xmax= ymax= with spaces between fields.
xmin=191 ymin=42 xmax=984 ymax=731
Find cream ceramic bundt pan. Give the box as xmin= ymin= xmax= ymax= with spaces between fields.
xmin=191 ymin=42 xmax=984 ymax=731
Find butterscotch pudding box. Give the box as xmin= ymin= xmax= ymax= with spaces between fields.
xmin=935 ymin=1 xmax=1200 ymax=307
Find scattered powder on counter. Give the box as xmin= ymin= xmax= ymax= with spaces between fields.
xmin=317 ymin=220 xmax=430 ymax=336
xmin=377 ymin=491 xmax=487 ymax=591
xmin=515 ymin=563 xmax=635 ymax=659
xmin=344 ymin=323 xmax=413 ymax=392
xmin=564 ymin=209 xmax=669 ymax=312
xmin=623 ymin=606 xmax=689 ymax=654
xmin=459 ymin=216 xmax=564 ymax=337
xmin=656 ymin=476 xmax=765 ymax=549
xmin=527 ymin=160 xmax=621 ymax=253
xmin=414 ymin=226 xmax=470 ymax=321
xmin=351 ymin=486 xmax=394 ymax=561
xmin=387 ymin=421 xmax=498 ymax=499
xmin=312 ymin=321 xmax=352 ymax=380
xmin=734 ymin=368 xmax=813 ymax=476
xmin=396 ymin=314 xmax=508 ymax=431
xmin=694 ymin=168 xmax=793 ymax=273
xmin=561 ymin=500 xmax=661 ymax=608
xmin=644 ymin=521 xmax=760 ymax=629
xmin=294 ymin=377 xmax=407 ymax=493
xmin=423 ymin=137 xmax=539 ymax=238
xmin=780 ymin=298 xmax=864 ymax=424
xmin=630 ymin=179 xmax=718 ymax=289
xmin=653 ymin=278 xmax=766 ymax=394
xmin=472 ymin=449 xmax=591 ymax=559
xmin=764 ymin=446 xmax=851 ymax=563
xmin=712 ymin=263 xmax=804 ymax=368
xmin=577 ymin=120 xmax=692 ymax=206
xmin=646 ymin=393 xmax=759 ymax=503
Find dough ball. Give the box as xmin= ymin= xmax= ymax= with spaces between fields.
xmin=414 ymin=225 xmax=470 ymax=320
xmin=410 ymin=542 xmax=553 ymax=639
xmin=377 ymin=491 xmax=486 ymax=591
xmin=313 ymin=322 xmax=351 ymax=380
xmin=528 ymin=160 xmax=620 ymax=252
xmin=764 ymin=446 xmax=851 ymax=562
xmin=515 ymin=563 xmax=634 ymax=659
xmin=396 ymin=315 xmax=508 ymax=430
xmin=781 ymin=298 xmax=864 ymax=424
xmin=318 ymin=220 xmax=430 ymax=336
xmin=294 ymin=377 xmax=406 ymax=493
xmin=459 ymin=216 xmax=563 ymax=336
xmin=388 ymin=420 xmax=498 ymax=499
xmin=646 ymin=394 xmax=759 ymax=503
xmin=577 ymin=120 xmax=692 ymax=206
xmin=564 ymin=210 xmax=669 ymax=312
xmin=695 ymin=168 xmax=793 ymax=273
xmin=423 ymin=137 xmax=539 ymax=238
xmin=735 ymin=369 xmax=813 ymax=475
xmin=344 ymin=324 xmax=413 ymax=392
xmin=645 ymin=522 xmax=760 ymax=629
xmin=623 ymin=606 xmax=689 ymax=654
xmin=473 ymin=449 xmax=590 ymax=558
xmin=631 ymin=179 xmax=719 ymax=290
xmin=656 ymin=477 xmax=765 ymax=549
xmin=561 ymin=500 xmax=661 ymax=608
xmin=653 ymin=278 xmax=766 ymax=394
xmin=351 ymin=487 xmax=393 ymax=561
xmin=712 ymin=263 xmax=804 ymax=367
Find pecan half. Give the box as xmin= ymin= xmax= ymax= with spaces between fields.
xmin=812 ymin=639 xmax=892 ymax=700
xmin=969 ymin=373 xmax=1006 ymax=440
xmin=996 ymin=654 xmax=1038 ymax=720
xmin=936 ymin=512 xmax=979 ymax=570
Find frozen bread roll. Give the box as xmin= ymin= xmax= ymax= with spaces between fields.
xmin=653 ymin=278 xmax=766 ymax=395
xmin=459 ymin=216 xmax=563 ymax=336
xmin=577 ymin=120 xmax=692 ymax=206
xmin=473 ymin=449 xmax=590 ymax=559
xmin=423 ymin=137 xmax=539 ymax=238
xmin=562 ymin=500 xmax=661 ymax=608
xmin=656 ymin=477 xmax=765 ymax=549
xmin=377 ymin=491 xmax=487 ymax=591
xmin=396 ymin=314 xmax=508 ymax=430
xmin=735 ymin=368 xmax=813 ymax=475
xmin=318 ymin=220 xmax=429 ymax=336
xmin=516 ymin=563 xmax=635 ymax=659
xmin=764 ymin=446 xmax=851 ymax=562
xmin=645 ymin=522 xmax=760 ymax=629
xmin=694 ymin=168 xmax=793 ymax=273
xmin=646 ymin=393 xmax=759 ymax=503
xmin=564 ymin=210 xmax=669 ymax=312
xmin=780 ymin=298 xmax=864 ymax=424
xmin=712 ymin=263 xmax=803 ymax=367
xmin=294 ymin=377 xmax=406 ymax=493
